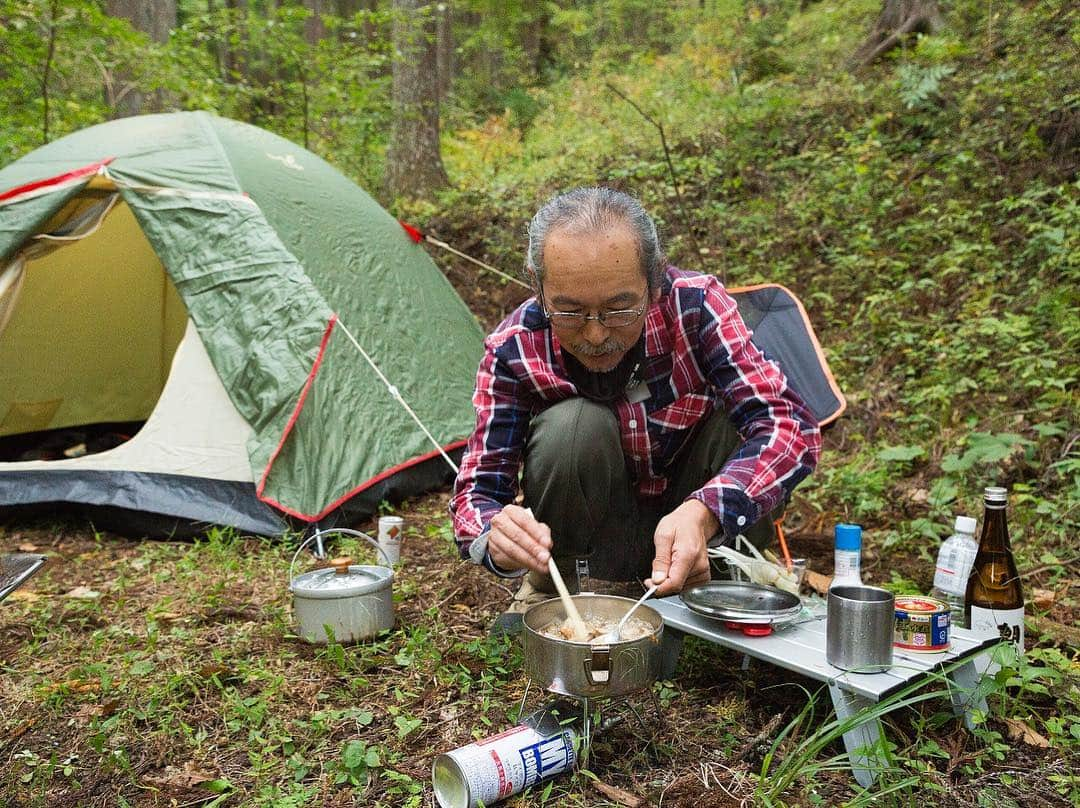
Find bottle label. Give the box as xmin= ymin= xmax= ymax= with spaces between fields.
xmin=833 ymin=550 xmax=860 ymax=584
xmin=969 ymin=605 xmax=1024 ymax=651
xmin=933 ymin=566 xmax=961 ymax=595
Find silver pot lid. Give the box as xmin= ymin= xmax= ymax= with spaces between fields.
xmin=290 ymin=556 xmax=392 ymax=600
xmin=681 ymin=581 xmax=801 ymax=620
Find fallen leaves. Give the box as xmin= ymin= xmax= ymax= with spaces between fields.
xmin=1032 ymin=588 xmax=1056 ymax=610
xmin=74 ymin=699 xmax=120 ymax=721
xmin=43 ymin=678 xmax=100 ymax=695
xmin=591 ymin=778 xmax=645 ymax=807
xmin=144 ymin=762 xmax=217 ymax=790
xmin=17 ymin=543 xmax=39 ymax=552
xmin=64 ymin=586 xmax=101 ymax=600
xmin=1003 ymin=717 xmax=1050 ymax=747
xmin=803 ymin=569 xmax=832 ymax=596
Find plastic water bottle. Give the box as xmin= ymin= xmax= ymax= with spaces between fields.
xmin=930 ymin=515 xmax=978 ymax=628
xmin=831 ymin=523 xmax=863 ymax=588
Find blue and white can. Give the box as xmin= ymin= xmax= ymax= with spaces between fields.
xmin=432 ymin=702 xmax=579 ymax=808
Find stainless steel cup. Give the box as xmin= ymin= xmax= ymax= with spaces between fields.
xmin=826 ymin=585 xmax=895 ymax=672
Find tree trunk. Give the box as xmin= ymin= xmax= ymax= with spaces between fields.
xmin=304 ymin=0 xmax=328 ymax=45
xmin=385 ymin=0 xmax=450 ymax=200
xmin=852 ymin=0 xmax=944 ymax=68
xmin=105 ymin=0 xmax=176 ymax=116
xmin=436 ymin=1 xmax=453 ymax=101
xmin=521 ymin=0 xmax=545 ymax=78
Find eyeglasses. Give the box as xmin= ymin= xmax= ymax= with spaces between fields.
xmin=539 ymin=287 xmax=650 ymax=330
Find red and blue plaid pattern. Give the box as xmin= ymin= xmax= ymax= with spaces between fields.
xmin=451 ymin=267 xmax=821 ymax=551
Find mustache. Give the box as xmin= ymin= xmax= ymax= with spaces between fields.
xmin=570 ymin=339 xmax=627 ymax=357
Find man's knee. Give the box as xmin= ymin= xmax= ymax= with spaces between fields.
xmin=525 ymin=398 xmax=620 ymax=477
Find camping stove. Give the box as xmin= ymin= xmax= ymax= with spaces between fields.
xmin=515 ymin=676 xmax=665 ymax=756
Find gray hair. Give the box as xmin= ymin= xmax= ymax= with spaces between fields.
xmin=525 ymin=187 xmax=665 ymax=291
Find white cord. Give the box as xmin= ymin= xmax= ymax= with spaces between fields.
xmin=334 ymin=317 xmax=460 ymax=475
xmin=424 ymin=235 xmax=532 ymax=290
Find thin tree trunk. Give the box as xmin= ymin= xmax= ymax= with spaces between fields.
xmin=436 ymin=1 xmax=452 ymax=101
xmin=852 ymin=0 xmax=944 ymax=68
xmin=521 ymin=1 xmax=544 ymax=79
xmin=105 ymin=0 xmax=177 ymax=115
xmin=305 ymin=0 xmax=328 ymax=45
xmin=41 ymin=0 xmax=60 ymax=143
xmin=385 ymin=0 xmax=450 ymax=199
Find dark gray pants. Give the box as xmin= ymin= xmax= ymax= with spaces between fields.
xmin=522 ymin=398 xmax=779 ymax=591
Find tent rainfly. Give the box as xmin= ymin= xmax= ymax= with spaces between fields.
xmin=0 ymin=112 xmax=484 ymax=536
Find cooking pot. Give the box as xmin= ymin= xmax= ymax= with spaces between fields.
xmin=523 ymin=594 xmax=664 ymax=699
xmin=289 ymin=529 xmax=394 ymax=644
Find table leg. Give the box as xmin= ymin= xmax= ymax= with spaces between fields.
xmin=660 ymin=628 xmax=685 ymax=679
xmin=828 ymin=684 xmax=887 ymax=790
xmin=946 ymin=660 xmax=989 ymax=731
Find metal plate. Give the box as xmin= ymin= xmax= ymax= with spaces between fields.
xmin=680 ymin=581 xmax=801 ymax=620
xmin=0 ymin=554 xmax=48 ymax=602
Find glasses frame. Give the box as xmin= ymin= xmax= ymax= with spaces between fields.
xmin=537 ymin=285 xmax=650 ymax=331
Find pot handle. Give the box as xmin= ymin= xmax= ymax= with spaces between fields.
xmin=288 ymin=528 xmax=393 ymax=585
xmin=583 ymin=646 xmax=611 ymax=685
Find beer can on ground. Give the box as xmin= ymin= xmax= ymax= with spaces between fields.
xmin=377 ymin=516 xmax=404 ymax=565
xmin=432 ymin=702 xmax=580 ymax=808
xmin=894 ymin=596 xmax=950 ymax=652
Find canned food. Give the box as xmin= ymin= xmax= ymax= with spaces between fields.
xmin=377 ymin=516 xmax=404 ymax=565
xmin=432 ymin=701 xmax=579 ymax=808
xmin=894 ymin=596 xmax=950 ymax=652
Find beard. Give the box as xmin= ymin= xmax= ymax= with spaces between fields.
xmin=568 ymin=338 xmax=629 ymax=371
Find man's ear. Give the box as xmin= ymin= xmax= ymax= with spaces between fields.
xmin=524 ymin=262 xmax=540 ymax=293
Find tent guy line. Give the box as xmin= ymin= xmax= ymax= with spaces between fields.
xmin=398 ymin=220 xmax=531 ymax=291
xmin=334 ymin=315 xmax=461 ymax=476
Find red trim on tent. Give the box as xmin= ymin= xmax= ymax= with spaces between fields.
xmin=398 ymin=220 xmax=424 ymax=243
xmin=0 ymin=158 xmax=114 ymax=204
xmin=255 ymin=315 xmax=338 ymax=511
xmin=255 ymin=314 xmax=465 ymax=522
xmin=290 ymin=438 xmax=468 ymax=522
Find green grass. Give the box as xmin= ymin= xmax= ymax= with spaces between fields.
xmin=3 ymin=0 xmax=1080 ymax=804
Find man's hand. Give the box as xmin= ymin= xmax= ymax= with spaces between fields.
xmin=487 ymin=505 xmax=552 ymax=575
xmin=649 ymin=500 xmax=719 ymax=596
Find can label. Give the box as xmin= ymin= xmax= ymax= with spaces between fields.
xmin=432 ymin=708 xmax=578 ymax=808
xmin=894 ymin=596 xmax=950 ymax=652
xmin=377 ymin=516 xmax=403 ymax=565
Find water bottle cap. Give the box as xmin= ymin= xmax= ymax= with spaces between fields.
xmin=835 ymin=523 xmax=862 ymax=551
xmin=954 ymin=515 xmax=977 ymax=534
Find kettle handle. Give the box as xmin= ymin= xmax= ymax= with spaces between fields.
xmin=288 ymin=528 xmax=393 ymax=585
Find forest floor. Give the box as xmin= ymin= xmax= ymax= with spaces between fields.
xmin=1 ymin=472 xmax=1076 ymax=807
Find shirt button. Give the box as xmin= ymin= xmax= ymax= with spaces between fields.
xmin=737 ymin=515 xmax=747 ymax=526
xmin=628 ymin=419 xmax=637 ymax=429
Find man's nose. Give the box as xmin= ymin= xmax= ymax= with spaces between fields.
xmin=580 ymin=317 xmax=609 ymax=344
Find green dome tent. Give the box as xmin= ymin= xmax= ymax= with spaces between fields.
xmin=0 ymin=111 xmax=484 ymax=535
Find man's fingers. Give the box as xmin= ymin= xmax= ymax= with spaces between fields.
xmin=489 ymin=531 xmax=546 ymax=574
xmin=490 ymin=510 xmax=550 ymax=572
xmin=652 ymin=522 xmax=674 ymax=582
xmin=503 ymin=505 xmax=553 ymax=550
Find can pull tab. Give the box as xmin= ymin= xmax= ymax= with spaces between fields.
xmin=330 ymin=556 xmax=354 ymax=575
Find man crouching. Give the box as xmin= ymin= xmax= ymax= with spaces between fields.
xmin=450 ymin=187 xmax=821 ymax=623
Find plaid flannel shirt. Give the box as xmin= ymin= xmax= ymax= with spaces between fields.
xmin=450 ymin=267 xmax=821 ymax=556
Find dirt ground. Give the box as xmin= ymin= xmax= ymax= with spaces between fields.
xmin=2 ymin=486 xmax=1076 ymax=807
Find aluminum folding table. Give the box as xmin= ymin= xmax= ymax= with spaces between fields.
xmin=653 ymin=595 xmax=998 ymax=788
